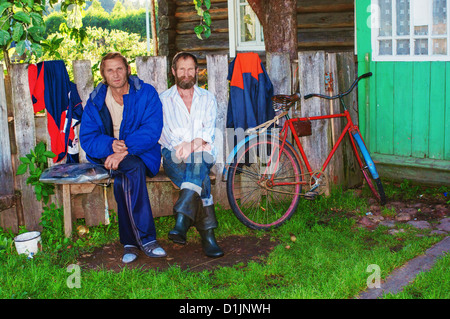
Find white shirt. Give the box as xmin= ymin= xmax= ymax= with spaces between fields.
xmin=159 ymin=85 xmax=217 ymax=159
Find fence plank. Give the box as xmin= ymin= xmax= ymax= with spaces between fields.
xmin=298 ymin=51 xmax=331 ymax=194
xmin=72 ymin=60 xmax=94 ymax=164
xmin=0 ymin=64 xmax=14 ymax=196
xmin=136 ymin=56 xmax=168 ymax=94
xmin=206 ymin=54 xmax=229 ymax=208
xmin=11 ymin=64 xmax=42 ymax=231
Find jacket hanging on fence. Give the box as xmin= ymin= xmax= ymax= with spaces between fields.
xmin=226 ymin=52 xmax=274 ymax=131
xmin=28 ymin=60 xmax=83 ymax=163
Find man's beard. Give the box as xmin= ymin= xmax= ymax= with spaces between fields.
xmin=175 ymin=75 xmax=197 ymax=89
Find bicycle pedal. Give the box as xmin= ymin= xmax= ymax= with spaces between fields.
xmin=304 ymin=191 xmax=318 ymax=200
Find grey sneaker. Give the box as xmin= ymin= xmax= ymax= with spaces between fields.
xmin=142 ymin=240 xmax=167 ymax=258
xmin=122 ymin=245 xmax=140 ymax=264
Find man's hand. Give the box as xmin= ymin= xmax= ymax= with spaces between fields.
xmin=174 ymin=139 xmax=211 ymax=160
xmin=112 ymin=139 xmax=128 ymax=153
xmin=105 ymin=151 xmax=128 ymax=170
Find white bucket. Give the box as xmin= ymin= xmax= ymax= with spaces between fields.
xmin=14 ymin=231 xmax=42 ymax=257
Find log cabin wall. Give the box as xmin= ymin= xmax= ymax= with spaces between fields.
xmin=158 ymin=0 xmax=355 ymax=67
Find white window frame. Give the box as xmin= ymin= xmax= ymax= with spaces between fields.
xmin=228 ymin=0 xmax=265 ymax=58
xmin=371 ymin=0 xmax=450 ymax=61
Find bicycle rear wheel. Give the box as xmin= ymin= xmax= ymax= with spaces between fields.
xmin=226 ymin=135 xmax=303 ymax=230
xmin=351 ymin=130 xmax=386 ymax=205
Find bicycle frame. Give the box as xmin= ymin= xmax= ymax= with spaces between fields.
xmin=282 ymin=109 xmax=359 ymax=179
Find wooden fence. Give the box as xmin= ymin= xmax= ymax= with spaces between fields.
xmin=0 ymin=51 xmax=359 ymax=233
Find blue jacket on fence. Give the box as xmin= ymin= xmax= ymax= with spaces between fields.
xmin=79 ymin=75 xmax=163 ymax=176
xmin=226 ymin=52 xmax=274 ymax=131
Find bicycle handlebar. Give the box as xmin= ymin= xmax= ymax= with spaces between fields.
xmin=304 ymin=72 xmax=372 ymax=100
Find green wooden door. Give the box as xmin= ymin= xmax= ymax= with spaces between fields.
xmin=356 ymin=0 xmax=450 ymax=185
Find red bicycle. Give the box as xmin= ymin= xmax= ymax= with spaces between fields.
xmin=224 ymin=72 xmax=386 ymax=230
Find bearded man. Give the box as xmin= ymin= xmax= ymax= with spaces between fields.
xmin=159 ymin=52 xmax=223 ymax=258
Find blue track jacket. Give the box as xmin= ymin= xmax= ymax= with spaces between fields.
xmin=79 ymin=76 xmax=163 ymax=176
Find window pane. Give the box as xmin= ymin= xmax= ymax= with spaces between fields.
xmin=240 ymin=4 xmax=256 ymax=43
xmin=414 ymin=39 xmax=429 ymax=54
xmin=380 ymin=40 xmax=393 ymax=55
xmin=413 ymin=0 xmax=430 ymax=35
xmin=379 ymin=0 xmax=393 ymax=36
xmin=433 ymin=38 xmax=447 ymax=54
xmin=397 ymin=39 xmax=411 ymax=54
xmin=397 ymin=0 xmax=410 ymax=35
xmin=414 ymin=25 xmax=429 ymax=35
xmin=433 ymin=0 xmax=447 ymax=35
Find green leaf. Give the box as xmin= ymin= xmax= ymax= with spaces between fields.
xmin=0 ymin=29 xmax=10 ymax=46
xmin=16 ymin=163 xmax=28 ymax=175
xmin=15 ymin=40 xmax=26 ymax=56
xmin=19 ymin=156 xmax=31 ymax=164
xmin=30 ymin=42 xmax=43 ymax=58
xmin=30 ymin=12 xmax=44 ymax=27
xmin=13 ymin=12 xmax=31 ymax=24
xmin=28 ymin=26 xmax=45 ymax=41
xmin=12 ymin=23 xmax=24 ymax=42
xmin=204 ymin=0 xmax=211 ymax=10
xmin=203 ymin=11 xmax=212 ymax=26
xmin=194 ymin=25 xmax=203 ymax=40
xmin=43 ymin=150 xmax=56 ymax=158
xmin=203 ymin=25 xmax=211 ymax=39
xmin=0 ymin=2 xmax=12 ymax=16
xmin=35 ymin=141 xmax=45 ymax=154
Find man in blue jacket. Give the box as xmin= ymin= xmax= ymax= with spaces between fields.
xmin=80 ymin=52 xmax=166 ymax=263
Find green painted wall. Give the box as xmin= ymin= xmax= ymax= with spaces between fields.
xmin=356 ymin=0 xmax=450 ymax=184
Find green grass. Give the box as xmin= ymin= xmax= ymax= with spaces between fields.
xmin=0 ymin=180 xmax=448 ymax=299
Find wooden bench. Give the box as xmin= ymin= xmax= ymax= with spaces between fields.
xmin=59 ymin=168 xmax=216 ymax=237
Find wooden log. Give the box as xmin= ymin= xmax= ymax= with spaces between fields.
xmin=176 ymin=19 xmax=229 ymax=35
xmin=175 ymin=5 xmax=228 ymax=22
xmin=175 ymin=0 xmax=227 ymax=6
xmin=136 ymin=56 xmax=168 ymax=94
xmin=297 ymin=28 xmax=354 ymax=49
xmin=206 ymin=54 xmax=229 ymax=209
xmin=10 ymin=63 xmax=42 ymax=231
xmin=176 ymin=33 xmax=230 ymax=52
xmin=297 ymin=11 xmax=354 ymax=29
xmin=297 ymin=0 xmax=354 ymax=13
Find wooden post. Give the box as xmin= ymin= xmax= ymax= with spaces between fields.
xmin=336 ymin=52 xmax=362 ymax=188
xmin=325 ymin=53 xmax=345 ymax=187
xmin=298 ymin=51 xmax=331 ymax=194
xmin=72 ymin=60 xmax=94 ymax=164
xmin=0 ymin=64 xmax=18 ymax=232
xmin=266 ymin=52 xmax=292 ymax=137
xmin=266 ymin=52 xmax=291 ymax=95
xmin=0 ymin=64 xmax=14 ymax=196
xmin=136 ymin=56 xmax=168 ymax=94
xmin=206 ymin=54 xmax=229 ymax=208
xmin=10 ymin=63 xmax=42 ymax=231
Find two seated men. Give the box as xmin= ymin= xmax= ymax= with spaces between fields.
xmin=79 ymin=52 xmax=223 ymax=264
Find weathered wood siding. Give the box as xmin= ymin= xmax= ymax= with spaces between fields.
xmin=159 ymin=0 xmax=355 ymax=64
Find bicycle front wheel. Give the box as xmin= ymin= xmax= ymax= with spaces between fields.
xmin=226 ymin=136 xmax=303 ymax=230
xmin=351 ymin=130 xmax=386 ymax=205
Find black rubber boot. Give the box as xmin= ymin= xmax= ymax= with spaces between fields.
xmin=168 ymin=189 xmax=199 ymax=244
xmin=168 ymin=213 xmax=191 ymax=244
xmin=196 ymin=204 xmax=224 ymax=258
